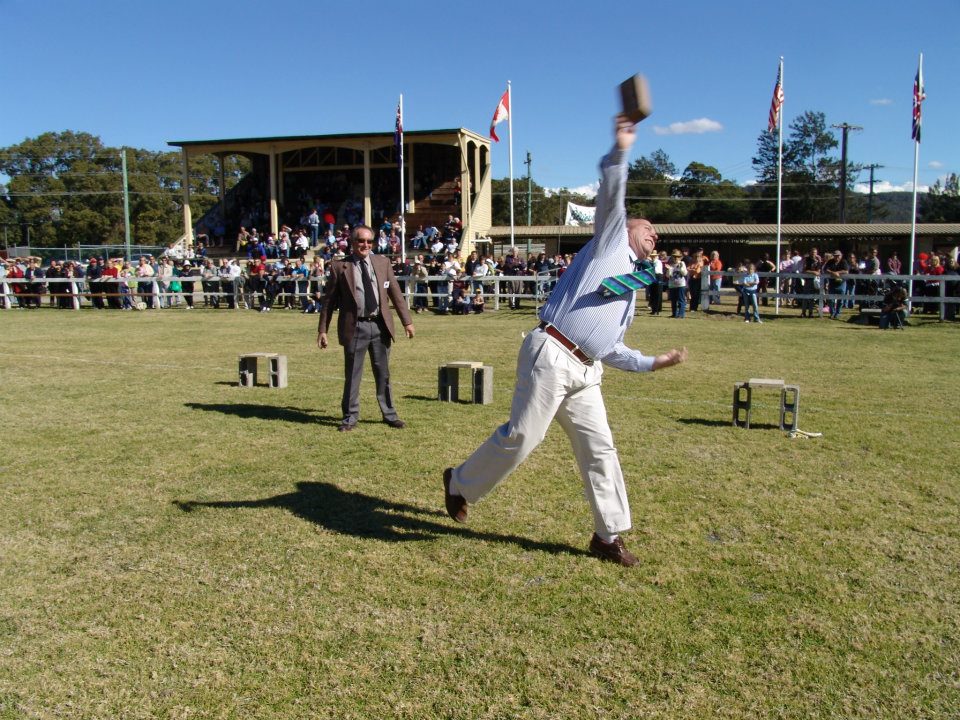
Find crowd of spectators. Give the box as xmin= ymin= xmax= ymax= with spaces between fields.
xmin=4 ymin=240 xmax=957 ymax=321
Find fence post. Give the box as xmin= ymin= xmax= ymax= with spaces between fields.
xmin=940 ymin=278 xmax=946 ymax=322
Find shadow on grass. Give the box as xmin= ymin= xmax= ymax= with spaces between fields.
xmin=678 ymin=417 xmax=781 ymax=430
xmin=184 ymin=402 xmax=340 ymax=426
xmin=174 ymin=481 xmax=586 ymax=557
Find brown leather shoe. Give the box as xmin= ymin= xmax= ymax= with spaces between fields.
xmin=384 ymin=419 xmax=406 ymax=429
xmin=337 ymin=423 xmax=355 ymax=432
xmin=589 ymin=533 xmax=638 ymax=567
xmin=443 ymin=467 xmax=468 ymax=523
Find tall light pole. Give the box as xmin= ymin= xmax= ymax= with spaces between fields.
xmin=121 ymin=148 xmax=132 ymax=259
xmin=831 ymin=123 xmax=862 ymax=223
xmin=524 ymin=151 xmax=532 ymax=256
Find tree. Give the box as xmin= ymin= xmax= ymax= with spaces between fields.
xmin=920 ymin=173 xmax=960 ymax=222
xmin=491 ymin=177 xmax=594 ymax=226
xmin=672 ymin=162 xmax=749 ymax=223
xmin=626 ymin=149 xmax=688 ymax=222
xmin=751 ymin=111 xmax=840 ymax=222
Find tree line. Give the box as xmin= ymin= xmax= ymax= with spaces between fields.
xmin=0 ymin=131 xmax=248 ymax=248
xmin=493 ymin=111 xmax=960 ymax=227
xmin=2 ymin=114 xmax=958 ymax=249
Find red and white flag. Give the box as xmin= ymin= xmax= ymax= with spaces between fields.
xmin=767 ymin=64 xmax=784 ymax=133
xmin=490 ymin=89 xmax=510 ymax=142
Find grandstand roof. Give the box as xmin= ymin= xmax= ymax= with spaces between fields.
xmin=169 ymin=128 xmax=490 ymax=150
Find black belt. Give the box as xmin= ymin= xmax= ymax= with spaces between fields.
xmin=537 ymin=321 xmax=593 ymax=365
xmin=357 ymin=315 xmax=380 ymax=322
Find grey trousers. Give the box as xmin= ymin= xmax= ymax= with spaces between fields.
xmin=341 ymin=318 xmax=399 ymax=425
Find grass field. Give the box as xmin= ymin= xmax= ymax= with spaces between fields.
xmin=1 ymin=304 xmax=959 ymax=719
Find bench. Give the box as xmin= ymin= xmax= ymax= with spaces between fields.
xmin=733 ymin=378 xmax=799 ymax=431
xmin=438 ymin=361 xmax=493 ymax=404
xmin=238 ymin=353 xmax=288 ymax=388
xmin=853 ymin=308 xmax=882 ymax=325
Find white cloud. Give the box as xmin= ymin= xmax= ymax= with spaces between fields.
xmin=543 ymin=181 xmax=599 ymax=198
xmin=853 ymin=180 xmax=929 ymax=194
xmin=928 ymin=160 xmax=944 ymax=169
xmin=870 ymin=98 xmax=893 ymax=106
xmin=652 ymin=118 xmax=723 ymax=136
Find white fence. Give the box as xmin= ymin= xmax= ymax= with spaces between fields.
xmin=2 ymin=271 xmax=957 ymax=319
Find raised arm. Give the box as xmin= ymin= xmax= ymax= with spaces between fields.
xmin=592 ymin=115 xmax=635 ymax=254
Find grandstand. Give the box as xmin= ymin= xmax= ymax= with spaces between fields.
xmin=168 ymin=129 xmax=492 ymax=251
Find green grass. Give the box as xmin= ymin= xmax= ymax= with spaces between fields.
xmin=1 ymin=305 xmax=959 ymax=719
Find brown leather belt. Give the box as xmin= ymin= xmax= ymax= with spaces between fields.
xmin=538 ymin=321 xmax=593 ymax=365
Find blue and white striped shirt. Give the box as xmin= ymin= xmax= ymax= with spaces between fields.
xmin=538 ymin=146 xmax=654 ymax=372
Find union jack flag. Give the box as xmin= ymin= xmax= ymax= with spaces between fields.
xmin=912 ymin=62 xmax=926 ymax=142
xmin=767 ymin=64 xmax=784 ymax=133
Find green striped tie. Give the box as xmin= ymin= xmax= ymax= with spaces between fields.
xmin=598 ymin=260 xmax=657 ymax=298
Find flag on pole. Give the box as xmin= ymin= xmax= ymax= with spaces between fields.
xmin=912 ymin=61 xmax=926 ymax=142
xmin=767 ymin=65 xmax=784 ymax=133
xmin=395 ymin=98 xmax=404 ymax=166
xmin=490 ymin=89 xmax=510 ymax=142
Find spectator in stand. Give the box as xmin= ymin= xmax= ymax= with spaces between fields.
xmin=388 ymin=230 xmax=401 ymax=256
xmin=799 ymin=249 xmax=821 ymax=318
xmin=843 ymin=252 xmax=860 ymax=309
xmin=924 ymin=254 xmax=945 ymax=314
xmin=941 ymin=258 xmax=959 ymax=321
xmin=136 ymin=256 xmax=156 ymax=309
xmin=741 ymin=262 xmax=761 ymax=323
xmin=430 ymin=235 xmax=445 ymax=258
xmin=237 ymin=227 xmax=251 ymax=255
xmin=427 ymin=255 xmax=444 ymax=310
xmin=302 ymin=258 xmax=326 ymax=314
xmin=178 ymin=260 xmax=196 ymax=309
xmin=323 ymin=209 xmax=336 ymax=233
xmin=687 ymin=248 xmax=704 ymax=312
xmin=822 ymin=250 xmax=848 ymax=319
xmin=412 ymin=255 xmax=429 ymax=313
xmin=470 ymin=252 xmax=490 ymax=292
xmin=647 ymin=250 xmax=664 ymax=315
xmin=307 ymin=208 xmax=321 ymax=244
xmin=200 ymin=259 xmax=219 ymax=308
xmin=666 ymin=250 xmax=688 ymax=318
xmin=86 ymin=257 xmax=105 ymax=309
xmin=502 ymin=247 xmax=526 ymax=309
xmin=450 ymin=283 xmax=469 ymax=315
xmin=411 ymin=225 xmax=427 ymax=251
xmin=886 ymin=250 xmax=902 ymax=276
xmin=756 ymin=252 xmax=776 ymax=307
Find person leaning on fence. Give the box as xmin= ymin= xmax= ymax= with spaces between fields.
xmin=799 ymin=249 xmax=821 ymax=318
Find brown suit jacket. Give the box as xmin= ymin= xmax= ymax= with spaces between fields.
xmin=317 ymin=254 xmax=413 ymax=346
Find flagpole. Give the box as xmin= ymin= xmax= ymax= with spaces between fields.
xmin=775 ymin=57 xmax=784 ymax=316
xmin=507 ymin=81 xmax=515 ymax=248
xmin=399 ymin=93 xmax=406 ymax=263
xmin=908 ymin=52 xmax=922 ymax=309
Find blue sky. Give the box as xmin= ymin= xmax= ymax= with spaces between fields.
xmin=2 ymin=0 xmax=957 ymax=195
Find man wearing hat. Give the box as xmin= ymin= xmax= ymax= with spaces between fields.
xmin=822 ymin=250 xmax=849 ymax=319
xmin=442 ymin=115 xmax=688 ymax=567
xmin=86 ymin=257 xmax=105 ymax=309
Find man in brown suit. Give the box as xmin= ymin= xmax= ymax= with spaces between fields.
xmin=317 ymin=225 xmax=415 ymax=431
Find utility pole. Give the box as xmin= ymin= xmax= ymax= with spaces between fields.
xmin=864 ymin=163 xmax=884 ymax=223
xmin=121 ymin=148 xmax=132 ymax=260
xmin=524 ymin=151 xmax=532 ymax=257
xmin=525 ymin=151 xmax=532 ymax=226
xmin=831 ymin=123 xmax=863 ymax=223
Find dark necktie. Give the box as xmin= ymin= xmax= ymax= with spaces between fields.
xmin=359 ymin=259 xmax=378 ymax=316
xmin=598 ymin=259 xmax=658 ymax=298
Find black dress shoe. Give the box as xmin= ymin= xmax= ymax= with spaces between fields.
xmin=337 ymin=423 xmax=355 ymax=432
xmin=443 ymin=467 xmax=468 ymax=523
xmin=588 ymin=533 xmax=638 ymax=567
xmin=384 ymin=419 xmax=406 ymax=429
